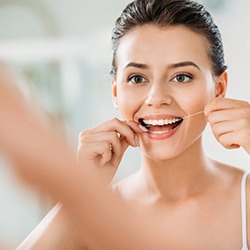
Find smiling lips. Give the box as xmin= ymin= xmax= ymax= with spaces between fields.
xmin=138 ymin=116 xmax=183 ymax=135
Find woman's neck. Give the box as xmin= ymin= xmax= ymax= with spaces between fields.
xmin=139 ymin=139 xmax=216 ymax=202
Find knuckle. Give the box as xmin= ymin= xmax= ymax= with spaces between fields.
xmin=211 ymin=123 xmax=219 ymax=133
xmin=237 ymin=107 xmax=250 ymax=118
xmin=218 ymin=134 xmax=226 ymax=145
xmin=79 ymin=129 xmax=90 ymax=137
xmin=77 ymin=142 xmax=87 ymax=153
xmin=239 ymin=118 xmax=249 ymax=128
xmin=212 ymin=97 xmax=220 ymax=105
xmin=111 ymin=117 xmax=120 ymax=124
xmin=78 ymin=134 xmax=89 ymax=143
xmin=242 ymin=100 xmax=250 ymax=107
xmin=103 ymin=142 xmax=112 ymax=152
xmin=234 ymin=112 xmax=250 ymax=128
xmin=207 ymin=113 xmax=216 ymax=124
xmin=241 ymin=128 xmax=250 ymax=139
xmin=100 ymin=141 xmax=110 ymax=149
xmin=111 ymin=131 xmax=120 ymax=140
xmin=242 ymin=107 xmax=250 ymax=116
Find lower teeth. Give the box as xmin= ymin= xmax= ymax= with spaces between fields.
xmin=150 ymin=129 xmax=171 ymax=134
xmin=139 ymin=124 xmax=173 ymax=134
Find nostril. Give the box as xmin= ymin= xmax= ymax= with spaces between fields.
xmin=145 ymin=93 xmax=173 ymax=107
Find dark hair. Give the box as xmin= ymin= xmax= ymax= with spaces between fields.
xmin=111 ymin=0 xmax=227 ymax=77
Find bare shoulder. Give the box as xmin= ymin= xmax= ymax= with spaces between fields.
xmin=216 ymin=161 xmax=250 ymax=245
xmin=212 ymin=159 xmax=246 ymax=183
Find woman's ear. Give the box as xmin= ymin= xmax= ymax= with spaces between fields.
xmin=112 ymin=79 xmax=119 ymax=109
xmin=215 ymin=71 xmax=228 ymax=98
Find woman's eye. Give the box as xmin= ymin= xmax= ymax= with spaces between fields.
xmin=173 ymin=74 xmax=192 ymax=83
xmin=128 ymin=75 xmax=146 ymax=84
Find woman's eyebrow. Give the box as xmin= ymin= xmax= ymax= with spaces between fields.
xmin=124 ymin=62 xmax=149 ymax=70
xmin=123 ymin=61 xmax=201 ymax=71
xmin=168 ymin=61 xmax=201 ymax=70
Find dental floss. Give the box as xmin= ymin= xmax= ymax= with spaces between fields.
xmin=138 ymin=110 xmax=204 ymax=133
xmin=182 ymin=110 xmax=204 ymax=119
xmin=137 ymin=110 xmax=205 ymax=155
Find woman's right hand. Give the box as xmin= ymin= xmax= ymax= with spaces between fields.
xmin=77 ymin=118 xmax=142 ymax=184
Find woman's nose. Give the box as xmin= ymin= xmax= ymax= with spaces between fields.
xmin=145 ymin=84 xmax=173 ymax=108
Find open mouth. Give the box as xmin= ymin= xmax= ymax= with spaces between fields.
xmin=138 ymin=117 xmax=183 ymax=134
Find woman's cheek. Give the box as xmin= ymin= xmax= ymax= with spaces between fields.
xmin=117 ymin=91 xmax=140 ymax=120
xmin=177 ymin=87 xmax=213 ymax=114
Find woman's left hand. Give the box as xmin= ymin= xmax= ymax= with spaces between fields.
xmin=204 ymin=97 xmax=250 ymax=155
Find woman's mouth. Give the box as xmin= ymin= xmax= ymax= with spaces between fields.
xmin=138 ymin=117 xmax=183 ymax=135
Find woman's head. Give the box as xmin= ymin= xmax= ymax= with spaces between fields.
xmin=110 ymin=0 xmax=228 ymax=161
xmin=111 ymin=0 xmax=227 ymax=78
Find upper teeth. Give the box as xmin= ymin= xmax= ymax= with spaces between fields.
xmin=143 ymin=118 xmax=182 ymax=126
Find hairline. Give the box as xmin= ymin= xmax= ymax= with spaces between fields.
xmin=111 ymin=23 xmax=214 ymax=78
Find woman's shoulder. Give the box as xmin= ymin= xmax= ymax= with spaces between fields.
xmin=211 ymin=161 xmax=250 ymax=201
xmin=212 ymin=159 xmax=247 ymax=181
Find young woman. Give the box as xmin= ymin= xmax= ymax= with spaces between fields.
xmin=16 ymin=0 xmax=250 ymax=249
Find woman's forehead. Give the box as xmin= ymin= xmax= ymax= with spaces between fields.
xmin=116 ymin=24 xmax=211 ymax=70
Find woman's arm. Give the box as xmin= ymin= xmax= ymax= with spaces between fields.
xmin=16 ymin=116 xmax=141 ymax=248
xmin=0 ymin=65 xmax=172 ymax=250
xmin=17 ymin=204 xmax=86 ymax=250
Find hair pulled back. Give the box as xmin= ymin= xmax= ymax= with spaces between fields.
xmin=111 ymin=0 xmax=227 ymax=77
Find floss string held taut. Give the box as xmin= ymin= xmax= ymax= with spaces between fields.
xmin=138 ymin=110 xmax=204 ymax=132
xmin=182 ymin=110 xmax=204 ymax=119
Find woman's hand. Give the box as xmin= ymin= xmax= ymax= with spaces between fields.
xmin=77 ymin=118 xmax=142 ymax=184
xmin=205 ymin=97 xmax=250 ymax=154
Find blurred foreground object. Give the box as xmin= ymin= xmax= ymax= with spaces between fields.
xmin=0 ymin=62 xmax=165 ymax=250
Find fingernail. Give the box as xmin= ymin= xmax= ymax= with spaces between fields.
xmin=139 ymin=124 xmax=148 ymax=132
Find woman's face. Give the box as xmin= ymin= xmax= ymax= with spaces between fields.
xmin=112 ymin=25 xmax=222 ymax=160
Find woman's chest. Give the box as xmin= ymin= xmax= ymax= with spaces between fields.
xmin=135 ymin=194 xmax=243 ymax=250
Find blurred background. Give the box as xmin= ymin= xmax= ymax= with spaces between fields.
xmin=0 ymin=0 xmax=250 ymax=247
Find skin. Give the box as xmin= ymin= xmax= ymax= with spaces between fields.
xmin=0 ymin=64 xmax=170 ymax=250
xmin=16 ymin=25 xmax=250 ymax=249
xmin=205 ymin=97 xmax=250 ymax=154
xmin=112 ymin=25 xmax=250 ymax=249
xmin=113 ymin=25 xmax=216 ymax=161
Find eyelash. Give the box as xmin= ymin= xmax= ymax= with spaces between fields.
xmin=128 ymin=75 xmax=147 ymax=85
xmin=171 ymin=73 xmax=193 ymax=83
xmin=127 ymin=73 xmax=193 ymax=85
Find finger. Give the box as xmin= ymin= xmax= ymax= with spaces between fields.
xmin=210 ymin=121 xmax=250 ymax=150
xmin=79 ymin=132 xmax=122 ymax=167
xmin=210 ymin=121 xmax=233 ymax=140
xmin=204 ymin=97 xmax=250 ymax=116
xmin=77 ymin=141 xmax=113 ymax=167
xmin=80 ymin=118 xmax=138 ymax=147
xmin=79 ymin=131 xmax=120 ymax=145
xmin=114 ymin=137 xmax=130 ymax=166
xmin=217 ymin=131 xmax=243 ymax=150
xmin=109 ymin=139 xmax=122 ymax=167
xmin=99 ymin=143 xmax=115 ymax=167
xmin=207 ymin=108 xmax=250 ymax=125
